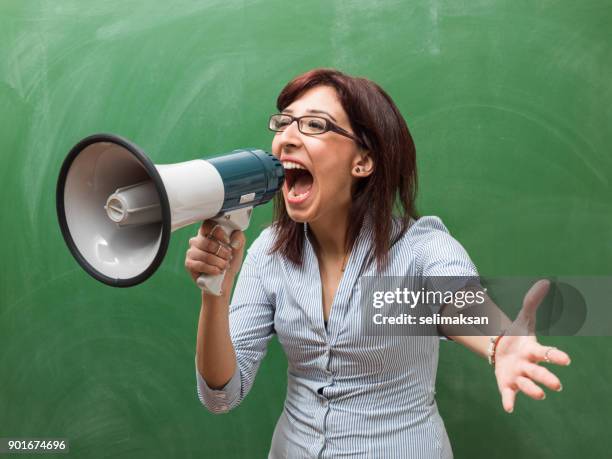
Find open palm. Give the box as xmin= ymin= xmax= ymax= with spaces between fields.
xmin=493 ymin=279 xmax=572 ymax=413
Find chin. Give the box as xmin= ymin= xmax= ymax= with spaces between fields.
xmin=286 ymin=207 xmax=313 ymax=224
xmin=283 ymin=193 xmax=319 ymax=224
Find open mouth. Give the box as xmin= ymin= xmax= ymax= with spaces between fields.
xmin=282 ymin=161 xmax=314 ymax=203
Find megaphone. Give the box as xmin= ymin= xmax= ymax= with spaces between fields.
xmin=56 ymin=133 xmax=284 ymax=295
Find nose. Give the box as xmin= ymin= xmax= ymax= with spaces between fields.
xmin=273 ymin=119 xmax=303 ymax=155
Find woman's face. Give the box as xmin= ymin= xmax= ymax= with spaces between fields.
xmin=271 ymin=85 xmax=370 ymax=224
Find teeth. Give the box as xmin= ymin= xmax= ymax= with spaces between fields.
xmin=282 ymin=161 xmax=306 ymax=170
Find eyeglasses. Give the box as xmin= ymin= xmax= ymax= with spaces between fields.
xmin=268 ymin=113 xmax=365 ymax=147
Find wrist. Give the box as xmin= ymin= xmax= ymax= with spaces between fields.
xmin=487 ymin=329 xmax=507 ymax=368
xmin=202 ymin=290 xmax=231 ymax=309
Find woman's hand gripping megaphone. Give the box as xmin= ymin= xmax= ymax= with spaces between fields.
xmin=185 ymin=219 xmax=246 ymax=297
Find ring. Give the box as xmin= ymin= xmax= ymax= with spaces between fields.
xmin=544 ymin=347 xmax=554 ymax=363
xmin=215 ymin=244 xmax=222 ymax=256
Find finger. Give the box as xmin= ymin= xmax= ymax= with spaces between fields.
xmin=188 ymin=269 xmax=199 ymax=282
xmin=229 ymin=229 xmax=245 ymax=250
xmin=532 ymin=345 xmax=572 ymax=366
xmin=211 ymin=224 xmax=231 ymax=244
xmin=184 ymin=258 xmax=223 ymax=276
xmin=187 ymin=250 xmax=230 ymax=270
xmin=198 ymin=220 xmax=216 ymax=238
xmin=520 ymin=279 xmax=550 ymax=319
xmin=522 ymin=362 xmax=563 ymax=392
xmin=212 ymin=240 xmax=233 ymax=260
xmin=516 ymin=376 xmax=546 ymax=400
xmin=198 ymin=221 xmax=231 ymax=244
xmin=189 ymin=237 xmax=232 ymax=260
xmin=188 ymin=248 xmax=230 ymax=271
xmin=501 ymin=386 xmax=516 ymax=413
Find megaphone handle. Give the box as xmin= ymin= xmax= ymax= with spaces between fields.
xmin=196 ymin=223 xmax=231 ymax=296
xmin=196 ymin=208 xmax=252 ymax=296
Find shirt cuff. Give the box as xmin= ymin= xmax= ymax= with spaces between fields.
xmin=195 ymin=356 xmax=241 ymax=414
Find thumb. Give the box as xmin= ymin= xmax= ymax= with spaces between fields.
xmin=521 ymin=279 xmax=550 ymax=318
xmin=229 ymin=230 xmax=245 ymax=250
xmin=514 ymin=279 xmax=550 ymax=335
xmin=226 ymin=230 xmax=246 ymax=273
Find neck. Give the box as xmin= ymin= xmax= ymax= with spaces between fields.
xmin=307 ymin=211 xmax=350 ymax=259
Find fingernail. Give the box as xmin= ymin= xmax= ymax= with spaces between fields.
xmin=231 ymin=240 xmax=241 ymax=249
xmin=507 ymin=408 xmax=513 ymax=414
xmin=541 ymin=393 xmax=546 ymax=400
xmin=557 ymin=384 xmax=563 ymax=392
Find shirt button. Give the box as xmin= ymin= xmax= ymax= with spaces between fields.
xmin=215 ymin=393 xmax=226 ymax=399
xmin=219 ymin=404 xmax=229 ymax=411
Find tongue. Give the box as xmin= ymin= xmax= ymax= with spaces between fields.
xmin=293 ymin=171 xmax=313 ymax=195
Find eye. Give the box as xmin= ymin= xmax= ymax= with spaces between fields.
xmin=271 ymin=115 xmax=292 ymax=130
xmin=305 ymin=118 xmax=326 ymax=131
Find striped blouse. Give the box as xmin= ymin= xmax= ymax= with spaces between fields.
xmin=196 ymin=216 xmax=479 ymax=458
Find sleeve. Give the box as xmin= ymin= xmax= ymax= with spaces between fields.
xmin=196 ymin=230 xmax=276 ymax=414
xmin=419 ymin=218 xmax=479 ymax=279
xmin=415 ymin=217 xmax=480 ymax=340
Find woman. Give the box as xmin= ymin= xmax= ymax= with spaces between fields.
xmin=185 ymin=68 xmax=571 ymax=458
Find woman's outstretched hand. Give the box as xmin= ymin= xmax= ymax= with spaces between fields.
xmin=493 ymin=279 xmax=572 ymax=413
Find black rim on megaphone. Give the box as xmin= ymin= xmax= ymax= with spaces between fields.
xmin=56 ymin=133 xmax=172 ymax=287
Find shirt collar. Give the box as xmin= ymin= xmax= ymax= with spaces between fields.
xmin=302 ymin=215 xmax=375 ymax=249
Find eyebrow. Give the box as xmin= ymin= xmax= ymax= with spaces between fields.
xmin=283 ymin=108 xmax=338 ymax=123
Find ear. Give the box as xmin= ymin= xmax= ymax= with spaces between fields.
xmin=351 ymin=152 xmax=374 ymax=178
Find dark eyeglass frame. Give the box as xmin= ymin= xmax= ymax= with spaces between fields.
xmin=268 ymin=113 xmax=365 ymax=148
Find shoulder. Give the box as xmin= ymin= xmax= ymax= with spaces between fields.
xmin=394 ymin=215 xmax=477 ymax=275
xmin=395 ymin=215 xmax=454 ymax=250
xmin=244 ymin=225 xmax=277 ymax=261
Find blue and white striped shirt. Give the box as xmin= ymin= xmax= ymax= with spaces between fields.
xmin=196 ymin=216 xmax=478 ymax=458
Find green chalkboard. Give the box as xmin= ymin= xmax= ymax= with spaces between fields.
xmin=1 ymin=1 xmax=610 ymax=457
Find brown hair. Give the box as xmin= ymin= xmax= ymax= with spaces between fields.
xmin=269 ymin=68 xmax=419 ymax=272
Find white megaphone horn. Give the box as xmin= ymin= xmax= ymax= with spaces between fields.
xmin=56 ymin=133 xmax=284 ymax=295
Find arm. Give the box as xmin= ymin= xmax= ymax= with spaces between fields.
xmin=196 ymin=289 xmax=237 ymax=390
xmin=420 ymin=226 xmax=571 ymax=413
xmin=188 ymin=223 xmax=275 ymax=414
xmin=437 ymin=289 xmax=513 ymax=359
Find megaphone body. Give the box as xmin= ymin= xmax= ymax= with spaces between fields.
xmin=56 ymin=133 xmax=284 ymax=294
